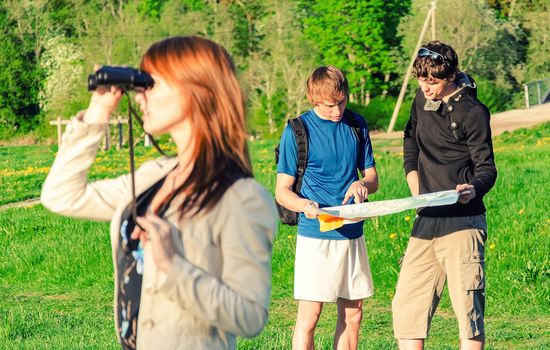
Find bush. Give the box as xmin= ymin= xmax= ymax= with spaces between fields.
xmin=348 ymin=95 xmax=412 ymax=131
xmin=0 ymin=108 xmax=17 ymax=139
xmin=0 ymin=28 xmax=42 ymax=139
xmin=475 ymin=77 xmax=514 ymax=114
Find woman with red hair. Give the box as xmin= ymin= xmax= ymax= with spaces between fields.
xmin=41 ymin=36 xmax=277 ymax=349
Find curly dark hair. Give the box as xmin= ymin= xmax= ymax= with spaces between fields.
xmin=412 ymin=40 xmax=459 ymax=81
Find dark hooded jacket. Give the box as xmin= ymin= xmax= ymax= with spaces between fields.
xmin=403 ymin=72 xmax=497 ymax=217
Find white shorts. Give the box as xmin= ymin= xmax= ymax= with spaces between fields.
xmin=294 ymin=235 xmax=374 ymax=302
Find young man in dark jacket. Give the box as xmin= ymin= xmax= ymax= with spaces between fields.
xmin=392 ymin=41 xmax=497 ymax=350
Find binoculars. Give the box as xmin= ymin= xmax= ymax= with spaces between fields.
xmin=88 ymin=66 xmax=154 ymax=91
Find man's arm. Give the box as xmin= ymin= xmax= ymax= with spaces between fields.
xmin=360 ymin=167 xmax=379 ymax=193
xmin=403 ymin=97 xmax=420 ymax=196
xmin=403 ymin=94 xmax=420 ymax=183
xmin=406 ymin=170 xmax=420 ymax=196
xmin=455 ymin=104 xmax=497 ymax=204
xmin=464 ymin=105 xmax=497 ymax=198
xmin=275 ymin=173 xmax=321 ymax=218
xmin=403 ymin=97 xmax=420 ymax=180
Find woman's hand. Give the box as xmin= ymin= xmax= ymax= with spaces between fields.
xmin=134 ymin=214 xmax=177 ymax=273
xmin=83 ymin=65 xmax=124 ymax=124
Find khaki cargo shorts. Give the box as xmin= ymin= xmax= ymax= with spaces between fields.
xmin=392 ymin=215 xmax=487 ymax=339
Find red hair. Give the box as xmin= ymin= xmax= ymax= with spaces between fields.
xmin=140 ymin=36 xmax=252 ymax=216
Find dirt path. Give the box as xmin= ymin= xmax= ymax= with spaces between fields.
xmin=0 ymin=198 xmax=41 ymax=211
xmin=488 ymin=103 xmax=550 ymax=136
xmin=371 ymin=103 xmax=550 ymax=139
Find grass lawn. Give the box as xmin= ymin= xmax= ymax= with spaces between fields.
xmin=0 ymin=123 xmax=548 ymax=349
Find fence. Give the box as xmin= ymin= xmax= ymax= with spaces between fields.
xmin=49 ymin=116 xmax=130 ymax=150
xmin=524 ymin=78 xmax=550 ymax=108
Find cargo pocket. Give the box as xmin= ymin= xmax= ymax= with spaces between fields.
xmin=462 ymin=251 xmax=485 ymax=290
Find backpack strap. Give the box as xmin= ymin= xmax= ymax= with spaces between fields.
xmin=344 ymin=109 xmax=370 ymax=203
xmin=288 ymin=117 xmax=308 ymax=193
xmin=344 ymin=109 xmax=365 ymax=163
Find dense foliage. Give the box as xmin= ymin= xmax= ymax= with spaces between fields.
xmin=0 ymin=0 xmax=548 ymax=139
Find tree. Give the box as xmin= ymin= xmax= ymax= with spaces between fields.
xmin=3 ymin=0 xmax=53 ymax=60
xmin=0 ymin=8 xmax=42 ymax=136
xmin=138 ymin=0 xmax=169 ymax=20
xmin=246 ymin=0 xmax=317 ymax=136
xmin=515 ymin=0 xmax=550 ymax=81
xmin=38 ymin=34 xmax=85 ymax=118
xmin=397 ymin=0 xmax=526 ymax=112
xmin=159 ymin=0 xmax=236 ymax=54
xmin=487 ymin=0 xmax=519 ymax=18
xmin=229 ymin=0 xmax=264 ymax=62
xmin=302 ymin=0 xmax=410 ymax=105
xmin=69 ymin=0 xmax=160 ymax=67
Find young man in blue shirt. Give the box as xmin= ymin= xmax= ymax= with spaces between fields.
xmin=276 ymin=66 xmax=379 ymax=350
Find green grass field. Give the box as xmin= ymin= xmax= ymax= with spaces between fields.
xmin=1 ymin=124 xmax=549 ymax=349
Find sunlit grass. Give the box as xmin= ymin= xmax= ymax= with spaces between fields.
xmin=0 ymin=123 xmax=548 ymax=349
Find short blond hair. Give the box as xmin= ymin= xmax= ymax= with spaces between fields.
xmin=306 ymin=66 xmax=349 ymax=105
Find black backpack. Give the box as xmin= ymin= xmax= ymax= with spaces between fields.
xmin=274 ymin=109 xmax=365 ymax=225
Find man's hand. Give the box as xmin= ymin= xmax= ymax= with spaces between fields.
xmin=342 ymin=180 xmax=369 ymax=204
xmin=456 ymin=184 xmax=476 ymax=204
xmin=302 ymin=199 xmax=321 ymax=219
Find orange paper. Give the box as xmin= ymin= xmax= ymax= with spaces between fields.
xmin=318 ymin=213 xmax=345 ymax=232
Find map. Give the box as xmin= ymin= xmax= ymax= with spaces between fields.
xmin=317 ymin=190 xmax=459 ymax=232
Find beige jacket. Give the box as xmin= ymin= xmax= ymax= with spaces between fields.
xmin=41 ymin=119 xmax=278 ymax=349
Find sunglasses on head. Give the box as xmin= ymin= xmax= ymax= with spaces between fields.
xmin=418 ymin=48 xmax=446 ymax=64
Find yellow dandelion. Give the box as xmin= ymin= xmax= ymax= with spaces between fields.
xmin=489 ymin=243 xmax=496 ymax=250
xmin=287 ymin=235 xmax=293 ymax=239
xmin=389 ymin=233 xmax=397 ymax=239
xmin=546 ymin=219 xmax=550 ymax=224
xmin=518 ymin=208 xmax=525 ymax=215
xmin=404 ymin=216 xmax=411 ymax=221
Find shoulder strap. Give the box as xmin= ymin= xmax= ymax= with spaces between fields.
xmin=344 ymin=109 xmax=365 ymax=160
xmin=288 ymin=117 xmax=308 ymax=193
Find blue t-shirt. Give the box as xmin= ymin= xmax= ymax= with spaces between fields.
xmin=277 ymin=109 xmax=376 ymax=240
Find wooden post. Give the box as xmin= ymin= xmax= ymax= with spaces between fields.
xmin=50 ymin=117 xmax=128 ymax=148
xmin=104 ymin=123 xmax=111 ymax=151
xmin=524 ymin=84 xmax=530 ymax=108
xmin=387 ymin=3 xmax=435 ymax=133
xmin=431 ymin=0 xmax=436 ymax=39
xmin=537 ymin=81 xmax=542 ymax=105
xmin=118 ymin=116 xmax=124 ymax=149
xmin=56 ymin=117 xmax=62 ymax=146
